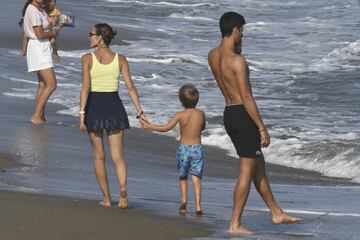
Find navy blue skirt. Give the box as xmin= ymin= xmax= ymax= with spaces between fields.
xmin=85 ymin=92 xmax=130 ymax=132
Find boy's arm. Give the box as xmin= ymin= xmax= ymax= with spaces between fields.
xmin=142 ymin=113 xmax=179 ymax=132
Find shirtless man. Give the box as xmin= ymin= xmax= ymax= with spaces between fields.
xmin=208 ymin=12 xmax=301 ymax=235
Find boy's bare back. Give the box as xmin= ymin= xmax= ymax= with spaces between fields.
xmin=177 ymin=108 xmax=205 ymax=145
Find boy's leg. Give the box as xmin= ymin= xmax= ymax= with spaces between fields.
xmin=107 ymin=129 xmax=128 ymax=209
xmin=89 ymin=130 xmax=111 ymax=206
xmin=253 ymin=156 xmax=301 ymax=224
xmin=228 ymin=157 xmax=256 ymax=235
xmin=191 ymin=175 xmax=202 ymax=213
xmin=179 ymin=177 xmax=188 ymax=213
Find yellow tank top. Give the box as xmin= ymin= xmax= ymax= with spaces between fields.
xmin=90 ymin=52 xmax=120 ymax=92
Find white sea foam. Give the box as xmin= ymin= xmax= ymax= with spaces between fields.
xmin=168 ymin=13 xmax=216 ymax=22
xmin=3 ymin=92 xmax=33 ymax=98
xmin=105 ymin=0 xmax=215 ymax=8
xmin=293 ymin=40 xmax=360 ymax=73
xmin=128 ymin=54 xmax=206 ymax=65
xmin=1 ymin=75 xmax=37 ymax=85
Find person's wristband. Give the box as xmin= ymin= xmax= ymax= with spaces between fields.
xmin=79 ymin=110 xmax=85 ymax=116
xmin=136 ymin=110 xmax=144 ymax=119
xmin=259 ymin=128 xmax=267 ymax=133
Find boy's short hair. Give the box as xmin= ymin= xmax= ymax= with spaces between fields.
xmin=179 ymin=84 xmax=199 ymax=109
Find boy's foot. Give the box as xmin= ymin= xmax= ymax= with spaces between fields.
xmin=272 ymin=212 xmax=302 ymax=224
xmin=99 ymin=200 xmax=111 ymax=207
xmin=118 ymin=190 xmax=128 ymax=209
xmin=195 ymin=209 xmax=203 ymax=216
xmin=178 ymin=203 xmax=187 ymax=215
xmin=228 ymin=225 xmax=255 ymax=235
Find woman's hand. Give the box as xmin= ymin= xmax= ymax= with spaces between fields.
xmin=79 ymin=115 xmax=87 ymax=132
xmin=139 ymin=117 xmax=150 ymax=129
xmin=18 ymin=51 xmax=26 ymax=58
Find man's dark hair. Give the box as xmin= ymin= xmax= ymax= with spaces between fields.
xmin=219 ymin=12 xmax=246 ymax=38
xmin=179 ymin=84 xmax=199 ymax=109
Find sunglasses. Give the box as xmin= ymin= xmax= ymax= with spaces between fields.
xmin=89 ymin=32 xmax=99 ymax=38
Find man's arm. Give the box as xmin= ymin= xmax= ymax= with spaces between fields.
xmin=232 ymin=56 xmax=270 ymax=146
xmin=201 ymin=111 xmax=206 ymax=131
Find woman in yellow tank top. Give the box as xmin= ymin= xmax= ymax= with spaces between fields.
xmin=79 ymin=23 xmax=145 ymax=209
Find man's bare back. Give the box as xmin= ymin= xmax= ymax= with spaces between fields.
xmin=208 ymin=47 xmax=250 ymax=106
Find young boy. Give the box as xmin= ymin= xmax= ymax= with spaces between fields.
xmin=140 ymin=84 xmax=206 ymax=215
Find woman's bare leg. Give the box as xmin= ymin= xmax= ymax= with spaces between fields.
xmin=33 ymin=72 xmax=46 ymax=123
xmin=31 ymin=68 xmax=57 ymax=124
xmin=89 ymin=130 xmax=111 ymax=206
xmin=107 ymin=130 xmax=128 ymax=208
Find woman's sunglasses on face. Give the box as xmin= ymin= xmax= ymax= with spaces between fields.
xmin=89 ymin=32 xmax=99 ymax=38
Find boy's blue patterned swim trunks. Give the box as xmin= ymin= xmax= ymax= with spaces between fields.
xmin=176 ymin=144 xmax=205 ymax=179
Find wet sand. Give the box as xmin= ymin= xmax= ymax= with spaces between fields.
xmin=0 ymin=191 xmax=212 ymax=240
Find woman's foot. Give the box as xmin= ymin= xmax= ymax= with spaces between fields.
xmin=99 ymin=200 xmax=111 ymax=207
xmin=118 ymin=190 xmax=128 ymax=209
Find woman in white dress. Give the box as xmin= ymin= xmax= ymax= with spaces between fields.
xmin=20 ymin=0 xmax=61 ymax=124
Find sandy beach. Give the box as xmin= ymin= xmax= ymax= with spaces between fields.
xmin=0 ymin=191 xmax=212 ymax=240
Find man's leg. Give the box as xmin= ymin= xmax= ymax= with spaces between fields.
xmin=253 ymin=156 xmax=301 ymax=224
xmin=228 ymin=157 xmax=256 ymax=235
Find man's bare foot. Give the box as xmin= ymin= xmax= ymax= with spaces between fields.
xmin=99 ymin=200 xmax=111 ymax=207
xmin=118 ymin=190 xmax=128 ymax=209
xmin=31 ymin=117 xmax=46 ymax=125
xmin=272 ymin=212 xmax=302 ymax=224
xmin=228 ymin=225 xmax=255 ymax=235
